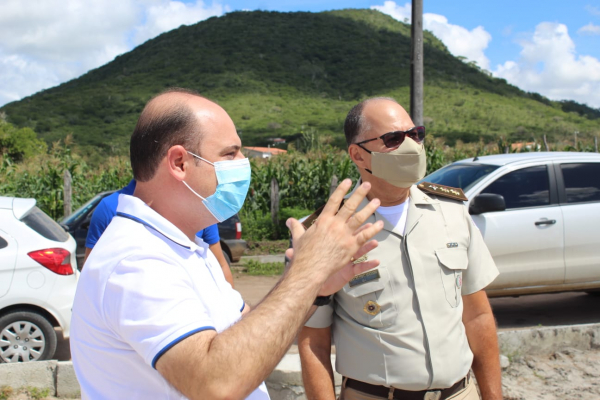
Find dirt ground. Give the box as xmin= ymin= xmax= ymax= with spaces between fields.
xmin=501 ymin=348 xmax=600 ymax=400
xmin=6 ymin=349 xmax=600 ymax=400
xmin=7 ymin=274 xmax=600 ymax=399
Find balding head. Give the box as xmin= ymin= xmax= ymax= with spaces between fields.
xmin=130 ymin=88 xmax=218 ymax=182
xmin=344 ymin=97 xmax=402 ymax=147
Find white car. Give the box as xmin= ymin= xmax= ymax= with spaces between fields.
xmin=422 ymin=152 xmax=600 ymax=297
xmin=0 ymin=197 xmax=79 ymax=362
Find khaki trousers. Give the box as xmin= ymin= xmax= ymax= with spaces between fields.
xmin=339 ymin=376 xmax=480 ymax=400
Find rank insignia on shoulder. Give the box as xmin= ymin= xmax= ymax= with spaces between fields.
xmin=301 ymin=200 xmax=346 ymax=230
xmin=418 ymin=182 xmax=468 ymax=201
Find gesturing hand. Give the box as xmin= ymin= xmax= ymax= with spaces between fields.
xmin=285 ymin=179 xmax=383 ymax=296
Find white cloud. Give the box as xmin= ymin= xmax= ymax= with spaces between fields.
xmin=371 ymin=1 xmax=492 ymax=70
xmin=134 ymin=1 xmax=228 ymax=45
xmin=0 ymin=0 xmax=225 ymax=107
xmin=585 ymin=5 xmax=600 ymax=17
xmin=494 ymin=22 xmax=600 ymax=108
xmin=578 ymin=23 xmax=600 ymax=35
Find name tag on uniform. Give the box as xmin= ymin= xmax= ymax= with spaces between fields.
xmin=349 ymin=270 xmax=381 ymax=287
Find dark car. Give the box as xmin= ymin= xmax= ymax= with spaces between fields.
xmin=60 ymin=191 xmax=247 ymax=269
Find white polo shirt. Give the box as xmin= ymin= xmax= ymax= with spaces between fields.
xmin=71 ymin=194 xmax=270 ymax=399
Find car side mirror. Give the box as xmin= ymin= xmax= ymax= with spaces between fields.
xmin=469 ymin=194 xmax=506 ymax=215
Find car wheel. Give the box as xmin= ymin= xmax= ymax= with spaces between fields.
xmin=223 ymin=251 xmax=231 ymax=266
xmin=0 ymin=311 xmax=57 ymax=363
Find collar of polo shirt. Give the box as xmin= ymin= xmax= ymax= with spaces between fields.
xmin=115 ymin=194 xmax=210 ymax=258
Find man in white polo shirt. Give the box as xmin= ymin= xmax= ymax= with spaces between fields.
xmin=70 ymin=88 xmax=384 ymax=399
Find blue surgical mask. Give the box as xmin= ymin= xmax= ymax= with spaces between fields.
xmin=183 ymin=151 xmax=251 ymax=222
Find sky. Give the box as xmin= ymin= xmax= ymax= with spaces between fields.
xmin=1 ymin=0 xmax=599 ymax=108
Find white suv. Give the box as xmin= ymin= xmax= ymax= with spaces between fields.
xmin=422 ymin=152 xmax=600 ymax=297
xmin=0 ymin=197 xmax=78 ymax=362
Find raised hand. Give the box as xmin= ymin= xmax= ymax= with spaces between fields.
xmin=285 ymin=179 xmax=383 ymax=295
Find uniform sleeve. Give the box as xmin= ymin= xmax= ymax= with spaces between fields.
xmin=85 ymin=197 xmax=116 ymax=249
xmin=102 ymin=255 xmax=216 ymax=369
xmin=200 ymin=224 xmax=220 ymax=245
xmin=462 ymin=208 xmax=499 ymax=295
xmin=305 ymin=299 xmax=335 ymax=328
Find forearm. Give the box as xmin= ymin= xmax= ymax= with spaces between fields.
xmin=200 ymin=266 xmax=325 ymax=398
xmin=464 ymin=311 xmax=502 ymax=400
xmin=299 ymin=327 xmax=336 ymax=400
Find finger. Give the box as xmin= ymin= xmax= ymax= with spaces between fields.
xmin=355 ymin=220 xmax=384 ymax=247
xmin=350 ymin=260 xmax=380 ymax=276
xmin=285 ymin=248 xmax=294 ymax=259
xmin=351 ymin=239 xmax=378 ymax=261
xmin=286 ymin=218 xmax=306 ymax=243
xmin=347 ymin=197 xmax=380 ymax=232
xmin=320 ymin=178 xmax=353 ymax=218
xmin=335 ymin=181 xmax=372 ymax=221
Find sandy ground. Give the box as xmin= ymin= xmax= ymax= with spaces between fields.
xmin=6 ymin=349 xmax=600 ymax=400
xmin=501 ymin=348 xmax=600 ymax=400
xmin=9 ymin=274 xmax=600 ymax=399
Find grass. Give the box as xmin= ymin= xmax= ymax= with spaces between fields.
xmin=244 ymin=240 xmax=290 ymax=256
xmin=245 ymin=260 xmax=285 ymax=276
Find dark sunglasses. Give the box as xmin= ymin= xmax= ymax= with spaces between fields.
xmin=354 ymin=126 xmax=426 ymax=152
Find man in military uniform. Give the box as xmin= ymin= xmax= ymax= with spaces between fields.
xmin=298 ymin=98 xmax=502 ymax=400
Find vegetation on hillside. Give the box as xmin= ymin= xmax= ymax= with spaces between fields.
xmin=1 ymin=9 xmax=598 ymax=162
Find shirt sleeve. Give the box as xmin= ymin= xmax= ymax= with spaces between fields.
xmin=305 ymin=299 xmax=335 ymax=328
xmin=102 ymin=255 xmax=216 ymax=369
xmin=85 ymin=196 xmax=117 ymax=249
xmin=462 ymin=208 xmax=499 ymax=295
xmin=200 ymin=224 xmax=220 ymax=245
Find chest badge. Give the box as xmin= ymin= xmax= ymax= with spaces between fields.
xmin=446 ymin=242 xmax=459 ymax=248
xmin=456 ymin=275 xmax=463 ymax=289
xmin=352 ymin=255 xmax=368 ymax=265
xmin=364 ymin=300 xmax=381 ymax=316
xmin=349 ymin=269 xmax=380 ymax=287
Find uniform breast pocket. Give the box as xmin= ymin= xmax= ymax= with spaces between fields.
xmin=339 ymin=268 xmax=396 ymax=328
xmin=435 ymin=248 xmax=468 ymax=308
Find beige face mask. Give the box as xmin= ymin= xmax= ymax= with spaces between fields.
xmin=367 ymin=138 xmax=427 ymax=188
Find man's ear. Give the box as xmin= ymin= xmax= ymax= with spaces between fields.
xmin=165 ymin=145 xmax=188 ymax=181
xmin=348 ymin=144 xmax=368 ymax=170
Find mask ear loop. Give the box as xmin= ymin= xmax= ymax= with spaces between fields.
xmin=182 ymin=180 xmax=206 ymax=200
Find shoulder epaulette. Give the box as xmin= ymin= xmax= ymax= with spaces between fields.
xmin=418 ymin=182 xmax=468 ymax=201
xmin=301 ymin=199 xmax=346 ymax=230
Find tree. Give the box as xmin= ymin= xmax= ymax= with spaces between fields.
xmin=0 ymin=120 xmax=47 ymax=161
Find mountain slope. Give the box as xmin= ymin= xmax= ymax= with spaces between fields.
xmin=2 ymin=9 xmax=598 ymax=157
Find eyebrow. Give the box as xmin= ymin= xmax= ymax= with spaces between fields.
xmin=220 ymin=145 xmax=241 ymax=155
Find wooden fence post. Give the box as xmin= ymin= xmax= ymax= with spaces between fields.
xmin=270 ymin=178 xmax=280 ymax=239
xmin=63 ymin=170 xmax=72 ymax=218
xmin=595 ymin=136 xmax=598 ymax=153
xmin=543 ymin=135 xmax=550 ymax=152
xmin=574 ymin=131 xmax=578 ymax=150
xmin=329 ymin=175 xmax=339 ymax=197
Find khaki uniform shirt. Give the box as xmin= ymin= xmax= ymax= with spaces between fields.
xmin=305 ymin=185 xmax=499 ymax=390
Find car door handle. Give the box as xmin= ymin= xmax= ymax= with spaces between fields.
xmin=535 ymin=219 xmax=556 ymax=226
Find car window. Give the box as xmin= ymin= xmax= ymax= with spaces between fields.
xmin=481 ymin=165 xmax=550 ymax=209
xmin=21 ymin=207 xmax=70 ymax=242
xmin=421 ymin=164 xmax=499 ymax=192
xmin=0 ymin=236 xmax=7 ymax=250
xmin=560 ymin=163 xmax=600 ymax=204
xmin=60 ymin=193 xmax=105 ymax=225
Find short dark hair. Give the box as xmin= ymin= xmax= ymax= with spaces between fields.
xmin=130 ymin=88 xmax=205 ymax=182
xmin=343 ymin=97 xmax=398 ymax=147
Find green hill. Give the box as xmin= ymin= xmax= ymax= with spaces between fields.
xmin=2 ymin=9 xmax=599 ymax=160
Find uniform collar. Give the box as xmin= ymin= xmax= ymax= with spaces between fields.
xmin=115 ymin=194 xmax=209 ymax=257
xmin=350 ymin=180 xmax=438 ymax=236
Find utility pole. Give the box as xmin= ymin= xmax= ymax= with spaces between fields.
xmin=410 ymin=0 xmax=424 ymax=126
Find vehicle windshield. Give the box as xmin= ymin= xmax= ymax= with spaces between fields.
xmin=60 ymin=194 xmax=104 ymax=225
xmin=420 ymin=163 xmax=499 ymax=192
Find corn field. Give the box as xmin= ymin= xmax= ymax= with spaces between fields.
xmin=1 ymin=138 xmax=598 ymax=223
